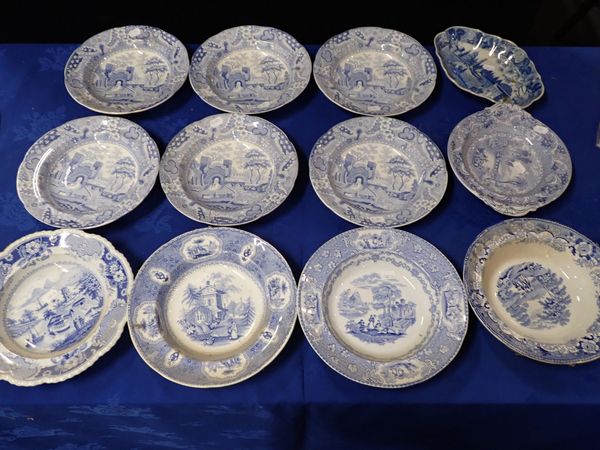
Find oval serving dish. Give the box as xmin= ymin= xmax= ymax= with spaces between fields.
xmin=434 ymin=26 xmax=544 ymax=107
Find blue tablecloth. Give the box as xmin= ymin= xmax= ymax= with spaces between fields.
xmin=0 ymin=44 xmax=599 ymax=449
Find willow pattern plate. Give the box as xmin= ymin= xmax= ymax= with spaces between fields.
xmin=434 ymin=26 xmax=544 ymax=108
xmin=65 ymin=25 xmax=189 ymax=114
xmin=313 ymin=27 xmax=437 ymax=116
xmin=189 ymin=26 xmax=311 ymax=114
xmin=128 ymin=228 xmax=297 ymax=387
xmin=160 ymin=114 xmax=298 ymax=226
xmin=309 ymin=116 xmax=447 ymax=227
xmin=298 ymin=228 xmax=468 ymax=388
xmin=17 ymin=116 xmax=160 ymax=229
xmin=0 ymin=229 xmax=132 ymax=386
xmin=464 ymin=218 xmax=600 ymax=364
xmin=448 ymin=103 xmax=571 ymax=216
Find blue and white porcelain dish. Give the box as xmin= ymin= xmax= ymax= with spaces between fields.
xmin=298 ymin=228 xmax=468 ymax=388
xmin=160 ymin=114 xmax=298 ymax=226
xmin=189 ymin=26 xmax=311 ymax=114
xmin=434 ymin=26 xmax=544 ymax=108
xmin=310 ymin=116 xmax=447 ymax=228
xmin=0 ymin=229 xmax=132 ymax=386
xmin=313 ymin=27 xmax=437 ymax=116
xmin=65 ymin=25 xmax=189 ymax=114
xmin=448 ymin=103 xmax=572 ymax=216
xmin=464 ymin=218 xmax=600 ymax=364
xmin=17 ymin=116 xmax=160 ymax=229
xmin=128 ymin=228 xmax=297 ymax=387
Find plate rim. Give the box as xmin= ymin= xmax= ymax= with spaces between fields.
xmin=63 ymin=25 xmax=190 ymax=115
xmin=127 ymin=227 xmax=298 ymax=388
xmin=463 ymin=217 xmax=600 ymax=365
xmin=16 ymin=115 xmax=160 ymax=230
xmin=313 ymin=26 xmax=437 ymax=116
xmin=0 ymin=228 xmax=133 ymax=386
xmin=297 ymin=227 xmax=469 ymax=388
xmin=433 ymin=25 xmax=545 ymax=109
xmin=188 ymin=24 xmax=312 ymax=115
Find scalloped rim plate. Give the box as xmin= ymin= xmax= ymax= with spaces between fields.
xmin=0 ymin=229 xmax=132 ymax=386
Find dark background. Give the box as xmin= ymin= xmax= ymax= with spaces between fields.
xmin=0 ymin=0 xmax=599 ymax=45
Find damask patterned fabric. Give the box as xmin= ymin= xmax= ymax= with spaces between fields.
xmin=0 ymin=44 xmax=599 ymax=449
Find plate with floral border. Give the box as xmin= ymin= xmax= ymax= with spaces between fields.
xmin=309 ymin=116 xmax=447 ymax=228
xmin=464 ymin=218 xmax=600 ymax=364
xmin=17 ymin=116 xmax=160 ymax=229
xmin=298 ymin=228 xmax=468 ymax=388
xmin=0 ymin=229 xmax=132 ymax=386
xmin=448 ymin=103 xmax=571 ymax=216
xmin=313 ymin=27 xmax=437 ymax=116
xmin=160 ymin=113 xmax=298 ymax=226
xmin=65 ymin=25 xmax=189 ymax=114
xmin=128 ymin=227 xmax=297 ymax=387
xmin=434 ymin=26 xmax=544 ymax=108
xmin=189 ymin=25 xmax=311 ymax=114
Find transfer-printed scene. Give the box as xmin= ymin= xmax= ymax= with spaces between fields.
xmin=497 ymin=262 xmax=572 ymax=329
xmin=338 ymin=272 xmax=417 ymax=344
xmin=177 ymin=272 xmax=256 ymax=346
xmin=42 ymin=144 xmax=138 ymax=215
xmin=211 ymin=51 xmax=290 ymax=106
xmin=5 ymin=266 xmax=104 ymax=354
xmin=465 ymin=133 xmax=543 ymax=195
xmin=330 ymin=144 xmax=418 ymax=213
xmin=186 ymin=142 xmax=274 ymax=210
xmin=335 ymin=53 xmax=413 ymax=107
xmin=91 ymin=51 xmax=171 ymax=105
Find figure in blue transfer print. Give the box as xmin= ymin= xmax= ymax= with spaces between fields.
xmin=179 ymin=280 xmax=254 ymax=345
xmin=497 ymin=262 xmax=572 ymax=329
xmin=6 ymin=271 xmax=103 ymax=352
xmin=339 ymin=274 xmax=417 ymax=345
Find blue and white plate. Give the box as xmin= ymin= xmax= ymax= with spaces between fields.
xmin=309 ymin=116 xmax=447 ymax=227
xmin=189 ymin=26 xmax=311 ymax=114
xmin=448 ymin=103 xmax=571 ymax=216
xmin=160 ymin=114 xmax=298 ymax=225
xmin=17 ymin=116 xmax=160 ymax=229
xmin=0 ymin=229 xmax=132 ymax=386
xmin=65 ymin=25 xmax=189 ymax=114
xmin=298 ymin=228 xmax=468 ymax=388
xmin=434 ymin=26 xmax=544 ymax=108
xmin=128 ymin=228 xmax=297 ymax=387
xmin=313 ymin=27 xmax=437 ymax=116
xmin=464 ymin=218 xmax=600 ymax=364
